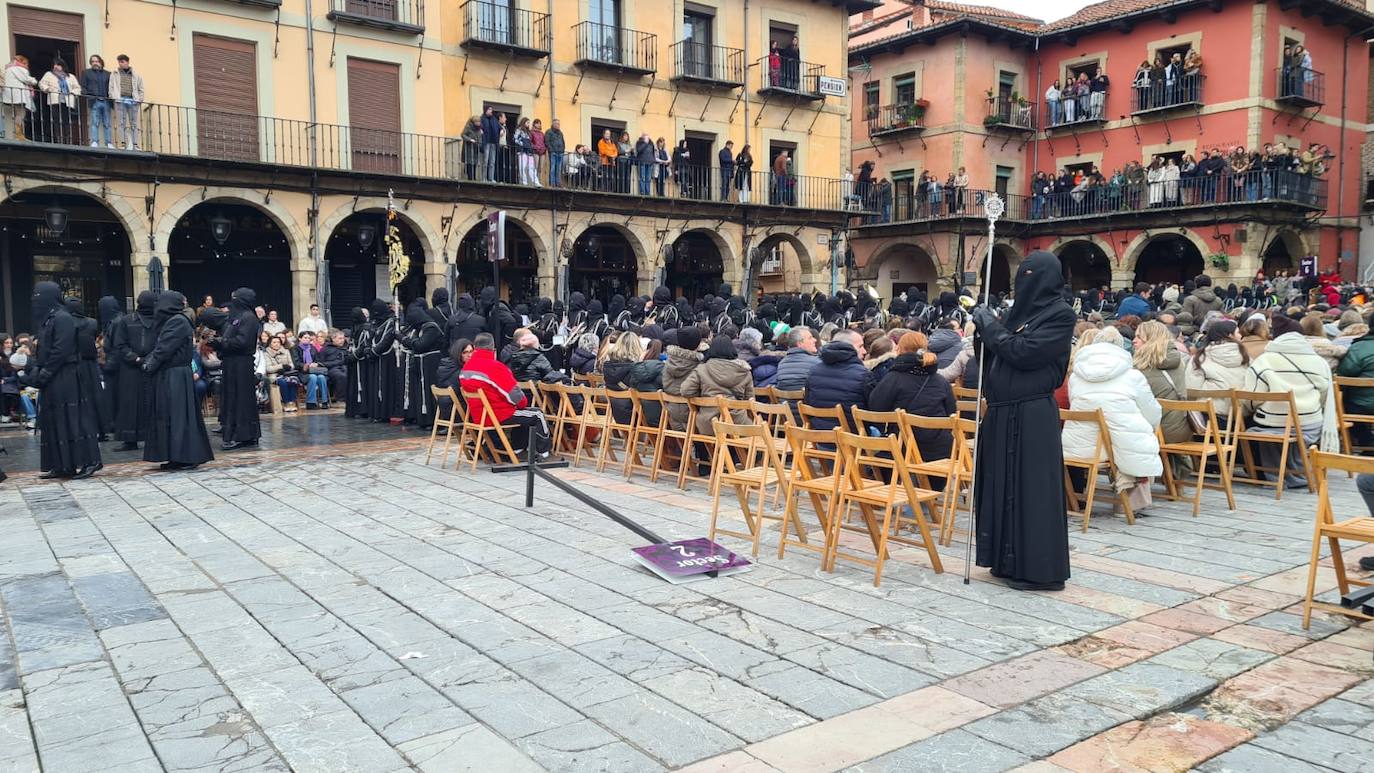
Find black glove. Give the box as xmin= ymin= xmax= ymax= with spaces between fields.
xmin=971 ymin=305 xmax=1000 ymax=332
xmin=17 ymin=371 xmax=35 ymax=388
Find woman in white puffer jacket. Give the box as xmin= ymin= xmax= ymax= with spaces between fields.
xmin=1062 ymin=326 xmax=1163 ymax=488
xmin=1185 ymin=318 xmax=1250 ymax=420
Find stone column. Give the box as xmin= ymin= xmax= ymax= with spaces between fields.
xmin=129 ymin=250 xmax=154 ymax=296
xmin=291 ymin=266 xmax=316 ymax=326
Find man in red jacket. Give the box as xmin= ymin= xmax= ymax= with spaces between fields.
xmin=460 ymin=333 xmax=550 ymax=457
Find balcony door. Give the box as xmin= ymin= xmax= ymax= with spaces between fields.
xmin=589 ymin=0 xmax=622 ymax=64
xmin=347 ymin=58 xmax=402 ymax=174
xmin=683 ymin=6 xmax=714 ymax=79
xmin=193 ymin=34 xmax=259 ymax=162
xmin=346 ymin=0 xmax=398 ymax=23
xmin=478 ymin=0 xmax=513 ymax=45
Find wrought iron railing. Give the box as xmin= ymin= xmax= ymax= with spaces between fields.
xmin=574 ymin=21 xmax=656 ymax=73
xmin=460 ymin=0 xmax=550 ymax=55
xmin=1131 ymin=73 xmax=1204 ymax=113
xmin=758 ymin=56 xmax=824 ymax=97
xmin=868 ymin=103 xmax=926 ymax=136
xmin=1044 ymin=87 xmax=1107 ymax=127
xmin=327 ymin=0 xmax=425 ymax=32
xmin=1277 ymin=66 xmax=1324 ymax=106
xmin=6 ymin=91 xmax=869 ymax=213
xmin=985 ymin=96 xmax=1036 ymax=130
xmin=670 ymin=41 xmax=744 ymax=86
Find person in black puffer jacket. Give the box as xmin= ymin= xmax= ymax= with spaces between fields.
xmin=869 ymin=332 xmax=957 ymax=463
xmin=802 ymin=329 xmax=873 ymax=432
xmin=927 ymin=320 xmax=963 ymax=371
xmin=505 ymin=330 xmax=553 ymax=383
xmin=749 ymin=350 xmax=783 ymax=387
xmin=569 ymin=333 xmax=599 ymax=375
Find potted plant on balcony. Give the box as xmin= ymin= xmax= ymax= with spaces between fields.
xmin=911 ymin=98 xmax=929 ymax=125
xmin=1208 ymin=252 xmax=1230 ymax=272
xmin=983 ymin=114 xmax=1003 ymax=129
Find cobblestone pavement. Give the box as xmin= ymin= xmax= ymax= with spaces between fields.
xmin=1 ymin=419 xmax=1372 ymax=772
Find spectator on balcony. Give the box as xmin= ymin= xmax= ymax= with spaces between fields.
xmin=634 ymin=131 xmax=655 ymax=195
xmin=1198 ymin=149 xmax=1225 ymax=202
xmin=783 ymin=36 xmax=801 ymax=91
xmin=943 ymin=172 xmax=957 ymax=216
xmin=1045 ymin=80 xmax=1061 ymax=126
xmin=767 ymin=40 xmax=782 ymax=89
xmin=1090 ymin=72 xmax=1109 ymax=120
xmin=616 ymin=131 xmax=633 ymax=193
xmin=670 ymin=139 xmax=691 ymax=197
xmin=1166 ymin=53 xmax=1184 ymax=104
xmin=1133 ymin=60 xmax=1152 ymax=113
xmin=496 ymin=113 xmax=513 ymax=183
xmin=654 ymin=137 xmax=671 ymax=196
xmin=109 ymin=54 xmax=144 ymax=151
xmin=718 ymin=140 xmax=735 ymax=202
xmin=734 ymin=143 xmax=753 ymax=204
xmin=1184 ymin=50 xmax=1202 ymax=102
xmin=1180 ymin=154 xmax=1198 ymax=204
xmin=531 ymin=118 xmax=547 ymax=187
xmin=1150 ymin=55 xmax=1167 ymax=107
xmin=461 ymin=114 xmax=481 ymax=180
xmin=1230 ymin=147 xmax=1255 ymax=201
xmin=545 ymin=118 xmax=565 ymax=186
xmin=876 ymin=178 xmax=892 ymax=223
xmin=953 ymin=166 xmax=968 ymax=214
xmin=514 ymin=117 xmax=537 ymax=187
xmin=1146 ymin=158 xmax=1165 ymax=208
xmin=1060 ymin=77 xmax=1077 ymax=123
xmin=1163 ymin=157 xmax=1181 ymax=206
xmin=927 ymin=170 xmax=943 ymax=215
xmin=1030 ymin=171 xmax=1050 ymax=219
xmin=37 ymin=60 xmax=81 ymax=145
xmin=480 ymin=106 xmax=500 ymax=182
xmin=80 ymin=55 xmax=112 ymax=149
xmin=564 ymin=143 xmax=587 ymax=187
xmin=597 ymin=128 xmax=617 ymax=191
xmin=2 ymin=55 xmax=35 ymax=142
xmin=1074 ymin=72 xmax=1091 ymax=122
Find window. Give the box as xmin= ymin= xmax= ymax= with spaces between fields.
xmin=863 ymin=81 xmax=879 ymax=120
xmin=589 ymin=0 xmax=619 ymax=27
xmin=1066 ymin=61 xmax=1099 ymax=82
xmin=769 ymin=141 xmax=797 ymax=170
xmin=997 ymin=71 xmax=1016 ymax=100
xmin=1065 ymin=161 xmax=1094 ymax=178
xmin=1154 ymin=42 xmax=1191 ymax=67
xmin=995 ymin=165 xmax=1013 ymax=198
xmin=892 ymin=170 xmax=915 ymax=219
xmin=893 ymin=73 xmax=916 ymax=105
xmin=682 ymin=5 xmax=714 ymax=78
xmin=590 ymin=117 xmax=625 ymax=150
xmin=769 ymin=22 xmax=797 ymax=53
xmin=1152 ymin=150 xmax=1184 ymax=167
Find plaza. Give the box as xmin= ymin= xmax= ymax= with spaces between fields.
xmin=0 ymin=415 xmax=1371 ymax=772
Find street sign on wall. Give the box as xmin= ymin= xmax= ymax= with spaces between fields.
xmin=818 ymin=76 xmax=847 ymax=97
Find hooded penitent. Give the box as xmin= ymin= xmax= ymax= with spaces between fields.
xmin=653 ymin=286 xmax=672 ymax=307
xmin=430 ymin=288 xmax=452 ymax=325
xmin=370 ymin=298 xmax=394 ymax=322
xmin=98 ymin=295 xmax=123 ymax=330
xmin=404 ymin=298 xmax=431 ymax=330
xmin=1004 ymin=250 xmax=1070 ymax=332
xmin=230 ymin=287 xmax=256 ymax=313
xmin=31 ymin=281 xmax=64 ymax=331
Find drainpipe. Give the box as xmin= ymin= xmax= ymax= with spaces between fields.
xmin=1334 ymin=25 xmax=1374 ymax=279
xmin=305 ymin=0 xmax=325 ymax=322
xmin=547 ymin=0 xmax=560 ymax=302
xmin=742 ymin=0 xmax=751 ymax=294
xmin=1031 ymin=34 xmax=1041 ymax=231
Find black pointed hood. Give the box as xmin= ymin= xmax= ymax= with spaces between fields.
xmin=653 ymin=286 xmax=672 ymax=305
xmin=535 ymin=297 xmax=553 ymax=316
xmin=431 ymin=288 xmax=450 ymax=308
xmin=369 ymin=298 xmax=393 ymax=322
xmin=1005 ymin=250 xmax=1068 ymax=330
xmin=608 ymin=294 xmax=625 ymax=320
xmin=456 ymin=293 xmax=475 ymax=313
xmin=135 ymin=291 xmax=159 ymax=327
xmin=405 ymin=298 xmax=431 ymax=327
xmin=479 ymin=285 xmax=497 ymax=311
xmin=154 ymin=291 xmax=187 ymax=327
xmin=230 ymin=287 xmax=256 ymax=311
xmin=569 ymin=292 xmax=587 ymax=315
xmin=587 ymin=299 xmax=604 ymax=318
xmin=98 ymin=295 xmax=123 ymax=328
xmin=64 ymin=297 xmax=86 ymax=318
xmin=350 ymin=306 xmax=368 ymax=329
xmin=31 ymin=281 xmax=63 ymax=330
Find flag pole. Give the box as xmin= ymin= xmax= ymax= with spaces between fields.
xmin=962 ymin=192 xmax=1003 ymax=584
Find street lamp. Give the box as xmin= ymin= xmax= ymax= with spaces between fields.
xmin=356 ymin=222 xmax=377 ymax=251
xmin=209 ymin=212 xmax=233 ymax=246
xmin=44 ymin=204 xmax=69 ymax=236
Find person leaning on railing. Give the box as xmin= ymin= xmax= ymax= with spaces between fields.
xmin=2 ymin=55 xmax=36 ymax=141
xmin=79 ymin=55 xmax=113 ymax=149
xmin=37 ymin=61 xmax=82 ymax=145
xmin=109 ymin=54 xmax=145 ymax=151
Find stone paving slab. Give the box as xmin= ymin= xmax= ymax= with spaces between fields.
xmin=2 ymin=421 xmax=1373 ymax=772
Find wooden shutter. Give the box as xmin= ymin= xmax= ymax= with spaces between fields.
xmin=9 ymin=6 xmax=84 ymax=41
xmin=193 ymin=34 xmax=259 ymax=162
xmin=347 ymin=58 xmax=401 ymax=174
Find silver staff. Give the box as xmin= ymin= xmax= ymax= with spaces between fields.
xmin=962 ymin=192 xmax=1003 ymax=584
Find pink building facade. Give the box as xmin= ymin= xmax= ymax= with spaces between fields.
xmin=847 ymin=0 xmax=1372 ymax=300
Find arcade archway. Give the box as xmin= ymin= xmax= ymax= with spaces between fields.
xmin=752 ymin=233 xmax=809 ymax=296
xmin=455 ymin=220 xmax=538 ymax=305
xmin=570 ymin=226 xmax=638 ymax=303
xmin=1057 ymin=240 xmax=1113 ymax=291
xmin=324 ymin=211 xmax=427 ymax=323
xmin=1262 ymin=231 xmax=1304 ymax=275
xmin=1133 ymin=234 xmax=1204 ymax=285
xmin=0 ymin=190 xmax=134 ymax=334
xmin=871 ymin=244 xmax=939 ymax=301
xmin=979 ymin=244 xmax=1015 ymax=297
xmin=665 ymin=231 xmax=724 ymax=302
xmin=169 ymin=201 xmax=293 ymax=323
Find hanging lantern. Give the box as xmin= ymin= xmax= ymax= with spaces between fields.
xmin=356 ymin=222 xmax=377 ymax=250
xmin=44 ymin=204 xmax=70 ymax=236
xmin=209 ymin=212 xmax=233 ymax=245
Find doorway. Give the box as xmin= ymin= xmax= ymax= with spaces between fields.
xmin=683 ymin=132 xmax=714 ymax=201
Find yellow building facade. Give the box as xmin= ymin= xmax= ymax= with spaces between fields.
xmin=0 ymin=0 xmax=869 ymax=330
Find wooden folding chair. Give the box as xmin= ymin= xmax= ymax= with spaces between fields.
xmin=516 ymin=380 xmax=544 ymax=412
xmin=585 ymin=372 xmax=605 ymax=388
xmin=457 ymin=388 xmax=522 ymax=471
xmin=798 ymin=402 xmax=852 ymax=434
xmin=952 ymin=385 xmax=979 ymax=401
xmin=679 ymin=397 xmax=725 ymax=488
xmin=1302 ymin=450 xmax=1374 ymax=629
xmin=1334 ymin=376 xmax=1374 ymax=456
xmin=772 ymin=388 xmax=804 ymax=403
xmin=598 ymin=388 xmax=636 ymax=473
xmin=851 ymin=407 xmax=905 ymax=438
xmin=657 ymin=393 xmax=698 ymax=488
xmin=1231 ymin=389 xmax=1315 ymax=499
xmin=894 ymin=412 xmax=963 ymax=540
xmin=832 ymin=431 xmax=944 ymax=585
xmin=571 ymin=385 xmax=613 ymax=468
xmin=708 ymin=420 xmax=791 ymax=558
xmin=625 ymin=390 xmax=667 ymax=480
xmin=755 ymin=386 xmax=778 ymax=404
xmin=426 ymin=385 xmax=464 ymax=469
xmin=1059 ymin=408 xmax=1135 ymax=532
xmin=1156 ymin=398 xmax=1236 ymax=516
xmin=543 ymin=383 xmax=583 ymax=458
xmin=780 ymin=425 xmax=870 ymax=563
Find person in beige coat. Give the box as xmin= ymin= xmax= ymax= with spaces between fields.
xmin=680 ymin=334 xmax=754 ymax=435
xmin=37 ymin=62 xmax=81 ymax=144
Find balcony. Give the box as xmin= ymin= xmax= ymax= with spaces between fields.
xmin=327 ymin=0 xmax=424 ymax=34
xmin=757 ymin=57 xmax=825 ymax=100
xmin=1131 ymin=75 xmax=1204 ymax=116
xmin=218 ymin=0 xmax=281 ymax=7
xmin=1276 ymin=66 xmax=1324 ymax=109
xmin=853 ymin=169 xmax=1325 ymax=229
xmin=670 ymin=41 xmax=744 ymax=88
xmin=868 ymin=102 xmax=926 ymax=138
xmin=459 ymin=1 xmax=549 ymax=58
xmin=984 ymin=97 xmax=1036 ymax=132
xmin=5 ymin=92 xmax=869 ymax=215
xmin=574 ymin=21 xmax=656 ymax=75
xmin=1044 ymin=90 xmax=1108 ymax=130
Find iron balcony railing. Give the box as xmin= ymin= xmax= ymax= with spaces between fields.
xmin=670 ymin=41 xmax=744 ymax=87
xmin=868 ymin=103 xmax=926 ymax=136
xmin=1131 ymin=73 xmax=1204 ymax=114
xmin=574 ymin=21 xmax=656 ymax=74
xmin=460 ymin=0 xmax=550 ymax=57
xmin=758 ymin=56 xmax=825 ymax=98
xmin=985 ymin=96 xmax=1036 ymax=131
xmin=1277 ymin=66 xmax=1324 ymax=107
xmin=856 ymin=169 xmax=1325 ymax=228
xmin=5 ymin=91 xmax=868 ymax=213
xmin=1044 ymin=87 xmax=1108 ymax=128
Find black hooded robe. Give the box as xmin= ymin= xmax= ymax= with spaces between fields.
xmin=97 ymin=296 xmax=124 ymax=434
xmin=112 ymin=291 xmax=159 ymax=444
xmin=216 ymin=288 xmax=263 ymax=445
xmin=369 ymin=299 xmax=403 ymax=422
xmin=480 ymin=286 xmax=518 ymax=349
xmin=142 ymin=292 xmax=214 ymax=467
xmin=345 ymin=307 xmax=372 ymax=419
xmin=446 ymin=293 xmax=486 ymax=347
xmin=972 ymin=251 xmax=1076 ymax=587
xmin=530 ymin=298 xmax=565 ymax=372
xmin=65 ymin=298 xmax=109 ymax=439
xmin=30 ymin=282 xmax=102 ymax=474
xmin=403 ymin=300 xmax=443 ymax=428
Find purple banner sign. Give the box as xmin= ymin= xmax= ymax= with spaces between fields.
xmin=632 ymin=538 xmax=752 ymax=583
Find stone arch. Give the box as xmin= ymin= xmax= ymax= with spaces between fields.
xmin=754 ymin=231 xmax=815 ymax=276
xmin=0 ymin=179 xmax=149 ymax=255
xmin=438 ymin=210 xmax=554 ymax=270
xmin=1054 ymin=239 xmax=1116 ymax=291
xmin=317 ymin=197 xmax=444 ymax=270
xmin=676 ymin=226 xmax=739 ymax=274
xmin=566 ymin=220 xmax=649 ymax=272
xmin=1260 ymin=229 xmax=1310 ymax=274
xmin=156 ymin=187 xmax=307 ymax=266
xmin=1122 ymin=228 xmax=1211 ymax=279
xmin=665 ymin=228 xmax=730 ymax=301
xmin=868 ymin=242 xmax=940 ymax=301
xmin=1045 ymin=234 xmax=1118 ymax=265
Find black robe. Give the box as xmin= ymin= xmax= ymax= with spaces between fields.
xmin=142 ymin=295 xmax=214 ymax=466
xmin=346 ymin=318 xmax=372 ymax=419
xmin=30 ymin=284 xmax=102 ymax=473
xmin=67 ymin=303 xmax=109 ymax=439
xmin=97 ymin=296 xmax=123 ymax=433
xmin=369 ymin=304 xmax=403 ymax=422
xmin=973 ymin=252 xmax=1075 ymax=586
xmin=404 ymin=318 xmax=443 ymax=428
xmin=216 ymin=289 xmax=263 ymax=444
xmin=112 ymin=294 xmax=158 ymax=443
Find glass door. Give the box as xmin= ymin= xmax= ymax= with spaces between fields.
xmin=683 ymin=11 xmax=713 ymax=79
xmin=589 ymin=0 xmax=621 ymax=64
xmin=479 ymin=0 xmax=512 ymax=44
